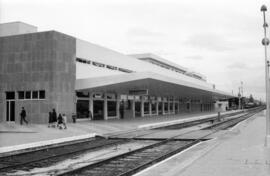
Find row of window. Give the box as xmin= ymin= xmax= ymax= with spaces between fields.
xmin=141 ymin=58 xmax=205 ymax=81
xmin=18 ymin=90 xmax=46 ymax=100
xmin=76 ymin=57 xmax=134 ymax=73
xmin=6 ymin=90 xmax=46 ymax=100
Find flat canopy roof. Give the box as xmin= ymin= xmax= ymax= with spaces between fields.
xmin=76 ymin=72 xmax=234 ymax=100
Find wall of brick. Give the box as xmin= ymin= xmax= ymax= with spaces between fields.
xmin=0 ymin=31 xmax=76 ymax=123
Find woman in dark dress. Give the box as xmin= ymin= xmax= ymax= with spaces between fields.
xmin=57 ymin=114 xmax=63 ymax=129
xmin=48 ymin=112 xmax=53 ymax=127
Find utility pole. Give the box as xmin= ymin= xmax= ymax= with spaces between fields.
xmin=241 ymin=81 xmax=243 ymax=109
xmin=261 ymin=5 xmax=270 ymax=147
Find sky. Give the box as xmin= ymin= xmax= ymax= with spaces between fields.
xmin=0 ymin=0 xmax=269 ymax=100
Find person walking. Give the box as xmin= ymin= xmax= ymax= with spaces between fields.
xmin=48 ymin=111 xmax=53 ymax=127
xmin=52 ymin=109 xmax=57 ymax=127
xmin=62 ymin=114 xmax=67 ymax=129
xmin=57 ymin=113 xmax=63 ymax=129
xmin=20 ymin=107 xmax=28 ymax=125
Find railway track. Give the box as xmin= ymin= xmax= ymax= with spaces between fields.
xmin=0 ymin=107 xmax=264 ymax=176
xmin=56 ymin=107 xmax=264 ymax=176
xmin=0 ymin=137 xmax=128 ymax=172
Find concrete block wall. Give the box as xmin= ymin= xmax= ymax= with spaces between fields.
xmin=0 ymin=31 xmax=76 ymax=123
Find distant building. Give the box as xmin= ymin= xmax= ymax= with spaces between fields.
xmin=0 ymin=22 xmax=234 ymax=124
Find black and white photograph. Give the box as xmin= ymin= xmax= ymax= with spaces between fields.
xmin=0 ymin=0 xmax=269 ymax=175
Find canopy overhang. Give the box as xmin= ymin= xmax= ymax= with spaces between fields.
xmin=76 ymin=72 xmax=234 ymax=100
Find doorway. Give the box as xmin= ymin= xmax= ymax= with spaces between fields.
xmin=76 ymin=100 xmax=89 ymax=119
xmin=135 ymin=101 xmax=141 ymax=117
xmin=6 ymin=101 xmax=15 ymax=122
xmin=158 ymin=102 xmax=162 ymax=115
xmin=93 ymin=100 xmax=104 ymax=120
xmin=6 ymin=92 xmax=15 ymax=122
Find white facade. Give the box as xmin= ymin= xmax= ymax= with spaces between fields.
xmin=0 ymin=22 xmax=37 ymax=37
xmin=76 ymin=39 xmax=216 ymax=90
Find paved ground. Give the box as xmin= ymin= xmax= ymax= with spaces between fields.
xmin=0 ymin=111 xmax=218 ymax=147
xmin=136 ymin=110 xmax=270 ymax=176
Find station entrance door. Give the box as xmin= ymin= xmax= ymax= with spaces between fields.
xmin=93 ymin=100 xmax=104 ymax=120
xmin=6 ymin=92 xmax=15 ymax=122
xmin=135 ymin=102 xmax=141 ymax=117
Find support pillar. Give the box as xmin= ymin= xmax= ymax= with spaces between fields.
xmin=173 ymin=101 xmax=175 ymax=114
xmin=156 ymin=102 xmax=159 ymax=116
xmin=162 ymin=101 xmax=165 ymax=115
xmin=132 ymin=100 xmax=135 ymax=118
xmin=149 ymin=102 xmax=152 ymax=116
xmin=104 ymin=93 xmax=108 ymax=120
xmin=89 ymin=93 xmax=93 ymax=120
xmin=116 ymin=94 xmax=120 ymax=119
xmin=141 ymin=100 xmax=144 ymax=117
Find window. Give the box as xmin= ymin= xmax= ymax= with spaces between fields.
xmin=25 ymin=91 xmax=31 ymax=99
xmin=118 ymin=68 xmax=133 ymax=73
xmin=76 ymin=91 xmax=89 ymax=98
xmin=106 ymin=65 xmax=117 ymax=70
xmin=18 ymin=91 xmax=24 ymax=99
xmin=39 ymin=90 xmax=45 ymax=99
xmin=92 ymin=61 xmax=105 ymax=67
xmin=32 ymin=91 xmax=38 ymax=99
xmin=6 ymin=92 xmax=15 ymax=100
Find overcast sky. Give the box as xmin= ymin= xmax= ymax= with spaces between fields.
xmin=0 ymin=0 xmax=269 ymax=100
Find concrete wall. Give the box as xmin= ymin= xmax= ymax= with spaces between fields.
xmin=0 ymin=31 xmax=76 ymax=123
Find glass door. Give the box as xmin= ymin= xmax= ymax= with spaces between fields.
xmin=6 ymin=101 xmax=15 ymax=122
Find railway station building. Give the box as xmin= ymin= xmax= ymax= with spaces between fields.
xmin=0 ymin=22 xmax=234 ymax=124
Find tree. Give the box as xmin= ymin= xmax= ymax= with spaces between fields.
xmin=249 ymin=94 xmax=254 ymax=103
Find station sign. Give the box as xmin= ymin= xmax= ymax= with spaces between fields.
xmin=150 ymin=96 xmax=156 ymax=100
xmin=127 ymin=95 xmax=134 ymax=100
xmin=93 ymin=93 xmax=104 ymax=99
xmin=120 ymin=94 xmax=127 ymax=100
xmin=129 ymin=89 xmax=148 ymax=96
xmin=107 ymin=93 xmax=116 ymax=100
xmin=134 ymin=96 xmax=140 ymax=100
xmin=141 ymin=96 xmax=149 ymax=101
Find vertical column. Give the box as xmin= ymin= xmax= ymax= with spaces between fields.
xmin=104 ymin=93 xmax=108 ymax=120
xmin=132 ymin=100 xmax=135 ymax=118
xmin=141 ymin=100 xmax=144 ymax=117
xmin=189 ymin=100 xmax=192 ymax=112
xmin=162 ymin=101 xmax=165 ymax=115
xmin=156 ymin=102 xmax=159 ymax=116
xmin=149 ymin=102 xmax=152 ymax=116
xmin=89 ymin=92 xmax=93 ymax=120
xmin=173 ymin=101 xmax=175 ymax=114
xmin=178 ymin=102 xmax=180 ymax=114
xmin=116 ymin=94 xmax=120 ymax=119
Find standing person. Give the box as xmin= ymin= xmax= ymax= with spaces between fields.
xmin=62 ymin=114 xmax=67 ymax=129
xmin=57 ymin=113 xmax=63 ymax=129
xmin=52 ymin=109 xmax=57 ymax=128
xmin=20 ymin=107 xmax=28 ymax=125
xmin=48 ymin=111 xmax=53 ymax=128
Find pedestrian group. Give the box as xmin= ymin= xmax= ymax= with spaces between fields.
xmin=48 ymin=109 xmax=67 ymax=129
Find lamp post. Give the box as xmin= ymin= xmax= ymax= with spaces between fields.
xmin=241 ymin=81 xmax=243 ymax=109
xmin=261 ymin=4 xmax=270 ymax=147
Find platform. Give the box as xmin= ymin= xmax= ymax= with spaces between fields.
xmin=135 ymin=110 xmax=270 ymax=176
xmin=0 ymin=110 xmax=241 ymax=156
